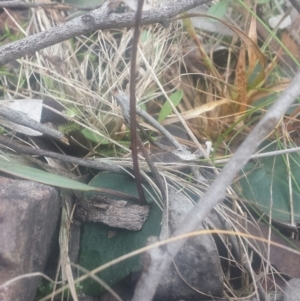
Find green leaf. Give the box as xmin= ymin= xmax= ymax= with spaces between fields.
xmin=64 ymin=106 xmax=81 ymax=118
xmin=0 ymin=157 xmax=93 ymax=191
xmin=81 ymin=128 xmax=110 ymax=144
xmin=207 ymin=0 xmax=231 ymax=20
xmin=140 ymin=30 xmax=152 ymax=43
xmin=78 ymin=172 xmax=162 ymax=297
xmin=239 ymin=142 xmax=300 ymax=224
xmin=158 ymin=90 xmax=183 ymax=123
xmin=58 ymin=123 xmax=80 ymax=135
xmin=138 ymin=102 xmax=147 ymax=112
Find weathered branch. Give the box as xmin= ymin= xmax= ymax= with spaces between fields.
xmin=0 ymin=0 xmax=212 ymax=67
xmin=131 ymin=72 xmax=300 ymax=300
xmin=0 ymin=106 xmax=68 ymax=145
xmin=0 ymin=0 xmax=103 ymax=10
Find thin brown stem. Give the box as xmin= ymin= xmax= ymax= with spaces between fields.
xmin=129 ymin=0 xmax=147 ymax=205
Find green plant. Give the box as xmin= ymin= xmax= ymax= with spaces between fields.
xmin=158 ymin=90 xmax=183 ymax=122
xmin=78 ymin=172 xmax=163 ymax=296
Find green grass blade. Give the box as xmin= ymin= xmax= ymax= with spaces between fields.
xmin=0 ymin=157 xmax=93 ymax=191
xmin=158 ymin=90 xmax=183 ymax=122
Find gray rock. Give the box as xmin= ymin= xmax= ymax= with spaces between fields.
xmin=156 ymin=188 xmax=223 ymax=300
xmin=284 ymin=279 xmax=300 ymax=301
xmin=0 ymin=177 xmax=61 ymax=301
xmin=266 ymin=279 xmax=300 ymax=301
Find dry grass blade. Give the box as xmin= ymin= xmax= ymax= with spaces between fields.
xmin=182 ymin=13 xmax=224 ymax=95
xmin=235 ymin=47 xmax=247 ymax=113
xmin=59 ymin=204 xmax=78 ymax=301
xmin=177 ymin=13 xmax=266 ymax=83
xmin=247 ymin=7 xmax=258 ymax=74
xmin=162 ymin=98 xmax=230 ymax=125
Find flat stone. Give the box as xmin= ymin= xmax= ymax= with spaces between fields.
xmin=284 ymin=278 xmax=300 ymax=301
xmin=156 ymin=188 xmax=223 ymax=300
xmin=0 ymin=177 xmax=61 ymax=301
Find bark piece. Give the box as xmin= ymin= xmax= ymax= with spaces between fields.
xmin=74 ymin=196 xmax=149 ymax=231
xmin=0 ymin=177 xmax=61 ymax=301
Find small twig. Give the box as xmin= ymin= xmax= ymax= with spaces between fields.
xmin=0 ymin=106 xmax=69 ymax=145
xmin=213 ymin=145 xmax=300 ymax=164
xmin=0 ymin=135 xmax=123 ymax=173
